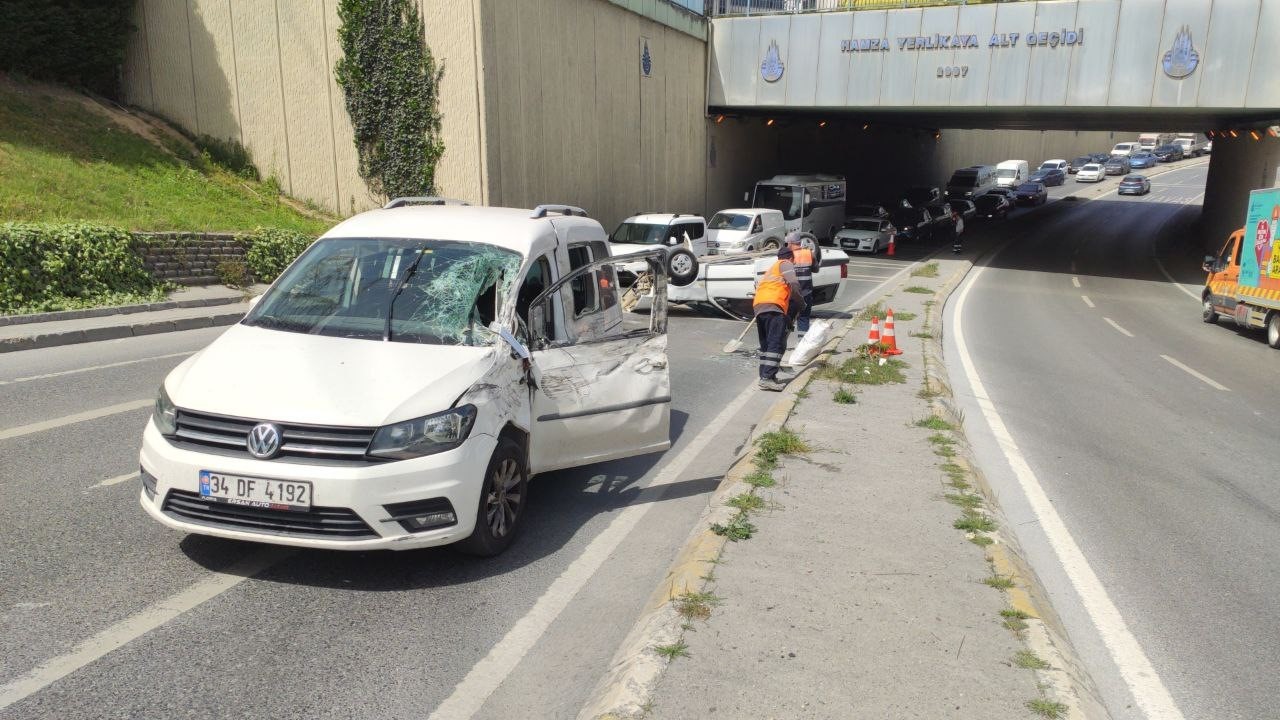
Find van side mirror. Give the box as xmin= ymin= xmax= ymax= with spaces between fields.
xmin=1202 ymin=255 xmax=1215 ymax=272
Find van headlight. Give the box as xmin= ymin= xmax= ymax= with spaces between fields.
xmin=369 ymin=405 xmax=477 ymax=460
xmin=153 ymin=385 xmax=178 ymax=436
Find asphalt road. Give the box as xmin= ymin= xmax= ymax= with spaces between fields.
xmin=0 ymin=240 xmax=936 ymax=719
xmin=946 ymin=160 xmax=1280 ymax=720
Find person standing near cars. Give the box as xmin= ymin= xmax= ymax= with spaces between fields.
xmin=951 ymin=208 xmax=965 ymax=254
xmin=754 ymin=245 xmax=804 ymax=391
xmin=786 ymin=232 xmax=819 ymax=333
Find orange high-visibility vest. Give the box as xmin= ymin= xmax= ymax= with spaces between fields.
xmin=792 ymin=247 xmax=814 ymax=268
xmin=753 ymin=260 xmax=791 ymax=313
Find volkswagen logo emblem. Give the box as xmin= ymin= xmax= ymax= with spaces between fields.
xmin=247 ymin=423 xmax=282 ymax=459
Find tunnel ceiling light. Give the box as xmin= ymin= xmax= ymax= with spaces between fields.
xmin=1250 ymin=130 xmax=1262 ymax=141
xmin=1268 ymin=125 xmax=1280 ymax=138
xmin=715 ymin=114 xmax=725 ymax=124
xmin=862 ymin=123 xmax=870 ymax=130
xmin=818 ymin=120 xmax=827 ymax=128
xmin=765 ymin=118 xmax=775 ymax=126
xmin=1206 ymin=130 xmax=1215 ymax=138
xmin=1230 ymin=129 xmax=1239 ymax=138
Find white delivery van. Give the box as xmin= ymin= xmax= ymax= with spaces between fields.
xmin=1138 ymin=133 xmax=1176 ymax=152
xmin=140 ymin=199 xmax=679 ymax=557
xmin=705 ymin=208 xmax=786 ymax=254
xmin=1111 ymin=142 xmax=1141 ymax=157
xmin=994 ymin=160 xmax=1030 ymax=189
xmin=749 ymin=174 xmax=846 ymax=244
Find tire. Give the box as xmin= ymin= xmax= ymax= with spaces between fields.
xmin=762 ymin=237 xmax=780 ymax=251
xmin=1202 ymin=294 xmax=1219 ymax=324
xmin=665 ymin=247 xmax=699 ymax=287
xmin=459 ymin=439 xmax=528 ymax=557
xmin=796 ymin=232 xmax=822 ymax=264
xmin=1268 ymin=312 xmax=1280 ymax=349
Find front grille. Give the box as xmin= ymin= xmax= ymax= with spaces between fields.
xmin=163 ymin=490 xmax=378 ymax=540
xmin=172 ymin=409 xmax=377 ymax=463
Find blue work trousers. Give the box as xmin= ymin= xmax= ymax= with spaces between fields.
xmin=757 ymin=310 xmax=789 ymax=380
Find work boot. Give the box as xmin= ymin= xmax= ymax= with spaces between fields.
xmin=758 ymin=377 xmax=786 ymax=391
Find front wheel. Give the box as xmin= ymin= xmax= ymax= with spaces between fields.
xmin=1267 ymin=312 xmax=1280 ymax=349
xmin=1202 ymin=296 xmax=1219 ymax=324
xmin=762 ymin=238 xmax=780 ymax=251
xmin=666 ymin=247 xmax=699 ymax=287
xmin=459 ymin=439 xmax=528 ymax=557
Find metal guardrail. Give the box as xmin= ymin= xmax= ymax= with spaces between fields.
xmin=706 ymin=0 xmax=1019 ymax=16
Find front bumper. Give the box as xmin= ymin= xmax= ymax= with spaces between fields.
xmin=138 ymin=420 xmax=497 ymax=550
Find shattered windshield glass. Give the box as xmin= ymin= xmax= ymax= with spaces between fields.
xmin=243 ymin=237 xmax=522 ymax=346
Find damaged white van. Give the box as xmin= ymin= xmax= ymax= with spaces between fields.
xmin=140 ymin=199 xmax=672 ymax=556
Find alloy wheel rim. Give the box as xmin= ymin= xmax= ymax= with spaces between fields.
xmin=671 ymin=254 xmax=693 ymax=275
xmin=485 ymin=458 xmax=522 ymax=537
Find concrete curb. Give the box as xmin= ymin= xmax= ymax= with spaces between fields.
xmin=918 ymin=264 xmax=1110 ymax=719
xmin=577 ymin=263 xmax=925 ymax=720
xmin=0 ymin=294 xmax=246 ymax=328
xmin=0 ymin=308 xmax=248 ymax=354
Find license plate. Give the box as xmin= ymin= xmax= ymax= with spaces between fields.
xmin=199 ymin=470 xmax=311 ymax=511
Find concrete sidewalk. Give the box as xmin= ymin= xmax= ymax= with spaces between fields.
xmin=585 ymin=250 xmax=1097 ymax=719
xmin=0 ymin=285 xmax=264 ymax=353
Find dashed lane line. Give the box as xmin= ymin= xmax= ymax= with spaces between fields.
xmin=1161 ymin=354 xmax=1230 ymax=391
xmin=1103 ymin=318 xmax=1135 ymax=337
xmin=0 ymin=352 xmax=194 ymax=386
xmin=0 ymin=399 xmax=152 ymax=442
xmin=91 ymin=473 xmax=138 ymax=489
xmin=1072 ymin=277 xmax=1082 ymax=288
xmin=954 ymin=263 xmax=1186 ymax=720
xmin=1081 ymin=295 xmax=1095 ymax=308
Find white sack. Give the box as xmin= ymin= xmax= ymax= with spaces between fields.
xmin=786 ymin=319 xmax=832 ymax=367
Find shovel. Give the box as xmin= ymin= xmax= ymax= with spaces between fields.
xmin=722 ymin=316 xmax=757 ymax=353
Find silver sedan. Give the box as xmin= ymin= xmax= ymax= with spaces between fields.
xmin=835 ymin=217 xmax=895 ymax=254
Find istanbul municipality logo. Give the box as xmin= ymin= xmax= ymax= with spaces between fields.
xmin=760 ymin=40 xmax=784 ymax=83
xmin=1162 ymin=25 xmax=1199 ymax=79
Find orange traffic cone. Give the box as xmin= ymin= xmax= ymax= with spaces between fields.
xmin=866 ymin=316 xmax=881 ymax=346
xmin=887 ymin=232 xmax=896 ymax=257
xmin=881 ymin=309 xmax=904 ymax=355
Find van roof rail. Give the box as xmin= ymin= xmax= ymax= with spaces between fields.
xmin=530 ymin=204 xmax=588 ymax=219
xmin=384 ymin=196 xmax=470 ymax=209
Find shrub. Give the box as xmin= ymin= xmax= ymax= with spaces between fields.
xmin=0 ymin=222 xmax=159 ymax=313
xmin=195 ymin=135 xmax=259 ymax=180
xmin=0 ymin=0 xmax=135 ymax=96
xmin=245 ymin=227 xmax=315 ymax=282
xmin=216 ymin=259 xmax=251 ymax=288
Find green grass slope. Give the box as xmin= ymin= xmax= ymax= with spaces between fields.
xmin=0 ymin=78 xmax=332 ymax=234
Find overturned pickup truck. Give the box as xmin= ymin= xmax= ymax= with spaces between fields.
xmin=140 ymin=199 xmax=675 ymax=556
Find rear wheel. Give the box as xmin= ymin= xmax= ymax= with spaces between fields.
xmin=459 ymin=440 xmax=527 ymax=557
xmin=1267 ymin=312 xmax=1280 ymax=349
xmin=666 ymin=247 xmax=699 ymax=287
xmin=1202 ymin=295 xmax=1219 ymax=324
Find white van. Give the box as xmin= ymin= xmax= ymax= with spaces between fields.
xmin=1111 ymin=142 xmax=1141 ymax=157
xmin=705 ymin=208 xmax=786 ymax=254
xmin=1138 ymin=133 xmax=1176 ymax=152
xmin=140 ymin=199 xmax=677 ymax=557
xmin=994 ymin=160 xmax=1030 ymax=189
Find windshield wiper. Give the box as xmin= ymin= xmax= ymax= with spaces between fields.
xmin=385 ymin=244 xmax=430 ymax=341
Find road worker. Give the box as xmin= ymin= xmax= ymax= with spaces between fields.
xmin=753 ymin=244 xmax=804 ymax=391
xmin=785 ymin=232 xmax=819 ymax=333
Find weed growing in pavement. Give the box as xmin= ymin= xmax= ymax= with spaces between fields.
xmin=675 ymin=591 xmax=722 ymax=622
xmin=1014 ymin=650 xmax=1051 ymax=670
xmin=818 ymin=356 xmax=907 ymax=385
xmin=893 ymin=311 xmax=918 ymax=321
xmin=905 ymin=285 xmax=933 ymax=294
xmin=917 ymin=385 xmax=944 ymax=399
xmin=727 ymin=492 xmax=765 ymax=512
xmin=755 ymin=429 xmax=808 ymax=468
xmin=910 ymin=330 xmax=935 ymax=339
xmin=910 ymin=262 xmax=940 ymax=278
xmin=1026 ymin=698 xmax=1069 ymax=719
xmin=833 ymin=386 xmax=857 ymax=404
xmin=743 ymin=469 xmax=777 ymax=488
xmin=927 ymin=433 xmax=955 ymax=447
xmin=983 ymin=574 xmax=1016 ymax=590
xmin=955 ymin=512 xmax=997 ymax=532
xmin=969 ymin=534 xmax=995 ymax=547
xmin=945 ymin=492 xmax=983 ymax=510
xmin=654 ymin=641 xmax=690 ymax=660
xmin=915 ymin=415 xmax=954 ymax=431
xmin=1001 ymin=608 xmax=1032 ymax=620
xmin=855 ymin=301 xmax=885 ymax=324
xmin=923 ymin=300 xmax=936 ymax=307
xmin=1002 ymin=608 xmax=1032 ymax=631
xmin=711 ymin=512 xmax=757 ymax=541
xmin=795 ymin=384 xmax=811 ymax=400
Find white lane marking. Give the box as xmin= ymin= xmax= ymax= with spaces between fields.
xmin=0 ymin=399 xmax=152 ymax=442
xmin=840 ymin=263 xmax=917 ymax=313
xmin=427 ymin=380 xmax=762 ymax=720
xmin=91 ymin=473 xmax=138 ymax=489
xmin=953 ymin=265 xmax=1186 ymax=720
xmin=1103 ymin=318 xmax=1135 ymax=338
xmin=0 ymin=548 xmax=290 ymax=710
xmin=1072 ymin=277 xmax=1082 ymax=288
xmin=1081 ymin=295 xmax=1095 ymax=308
xmin=0 ymin=352 xmax=194 ymax=386
xmin=846 ymin=273 xmax=897 ymax=280
xmin=1161 ymin=354 xmax=1230 ymax=392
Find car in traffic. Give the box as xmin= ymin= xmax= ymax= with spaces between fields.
xmin=946 ymin=198 xmax=976 ymax=221
xmin=610 ymin=213 xmax=709 ymax=257
xmin=1038 ymin=159 xmax=1070 ymax=173
xmin=1068 ymin=156 xmax=1093 ymax=174
xmin=973 ymin=193 xmax=1011 ymax=220
xmin=704 ymin=208 xmax=786 ymax=254
xmin=986 ymin=186 xmax=1017 ymax=200
xmin=994 ymin=160 xmax=1030 ymax=188
xmin=1153 ymin=143 xmax=1185 ymax=162
xmin=1075 ymin=163 xmax=1105 ymax=182
xmin=1029 ymin=167 xmax=1066 ymax=186
xmin=1012 ymin=181 xmax=1048 ymax=206
xmin=1118 ymin=175 xmax=1152 ymax=195
xmin=140 ymin=200 xmax=678 ymax=556
xmin=1128 ymin=152 xmax=1158 ymax=169
xmin=889 ymin=206 xmax=932 ymax=242
xmin=902 ymin=186 xmax=942 ymax=208
xmin=1090 ymin=152 xmax=1112 ymax=164
xmin=1103 ymin=156 xmax=1131 ymax=175
xmin=923 ymin=203 xmax=956 ymax=234
xmin=847 ymin=203 xmax=890 ymax=220
xmin=835 ymin=217 xmax=895 ymax=254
